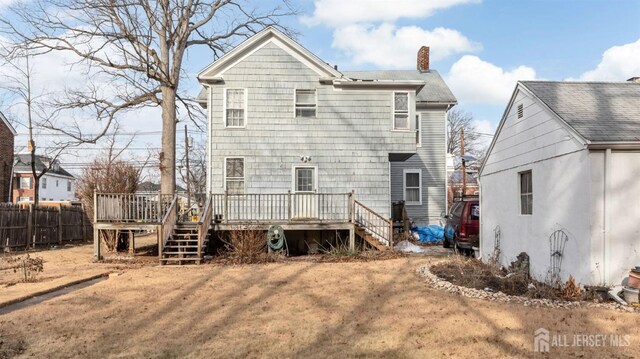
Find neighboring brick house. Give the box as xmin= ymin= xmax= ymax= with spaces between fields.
xmin=12 ymin=154 xmax=76 ymax=203
xmin=0 ymin=112 xmax=17 ymax=202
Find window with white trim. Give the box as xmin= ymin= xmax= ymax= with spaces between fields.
xmin=67 ymin=180 xmax=71 ymax=191
xmin=295 ymin=89 xmax=316 ymax=118
xmin=42 ymin=178 xmax=47 ymax=189
xmin=416 ymin=114 xmax=421 ymax=146
xmin=18 ymin=196 xmax=31 ymax=202
xmin=393 ymin=92 xmax=410 ymax=130
xmin=519 ymin=170 xmax=532 ymax=215
xmin=225 ymin=158 xmax=244 ymax=194
xmin=403 ymin=169 xmax=421 ymax=205
xmin=225 ymin=89 xmax=246 ymax=127
xmin=19 ymin=177 xmax=31 ymax=189
xmin=294 ymin=167 xmax=315 ymax=192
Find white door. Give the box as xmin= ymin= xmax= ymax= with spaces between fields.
xmin=292 ymin=167 xmax=318 ymax=219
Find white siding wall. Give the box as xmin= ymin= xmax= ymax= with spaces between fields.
xmin=481 ymin=88 xmax=593 ymax=284
xmin=207 ymin=41 xmax=416 ymax=217
xmin=39 ymin=173 xmax=75 ymax=201
xmin=589 ymin=150 xmax=640 ymax=285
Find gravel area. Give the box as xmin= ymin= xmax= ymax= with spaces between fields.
xmin=418 ymin=264 xmax=640 ymax=313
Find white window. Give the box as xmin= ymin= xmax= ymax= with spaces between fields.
xmin=19 ymin=177 xmax=31 ymax=189
xmin=67 ymin=180 xmax=71 ymax=191
xmin=42 ymin=178 xmax=47 ymax=189
xmin=416 ymin=114 xmax=421 ymax=146
xmin=224 ymin=89 xmax=246 ymax=127
xmin=295 ymin=89 xmax=316 ymax=118
xmin=225 ymin=158 xmax=244 ymax=194
xmin=294 ymin=167 xmax=316 ymax=192
xmin=393 ymin=92 xmax=410 ymax=130
xmin=403 ymin=169 xmax=422 ymax=205
xmin=56 ymin=179 xmax=59 ymax=187
xmin=520 ymin=170 xmax=532 ymax=215
xmin=18 ymin=196 xmax=31 ymax=202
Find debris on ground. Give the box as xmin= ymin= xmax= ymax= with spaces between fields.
xmin=411 ymin=225 xmax=444 ymax=244
xmin=394 ymin=240 xmax=426 ymax=253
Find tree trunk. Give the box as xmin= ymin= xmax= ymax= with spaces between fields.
xmin=160 ymin=86 xmax=177 ymax=195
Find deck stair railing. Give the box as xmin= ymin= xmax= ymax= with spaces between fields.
xmin=158 ymin=195 xmax=178 ymax=255
xmin=353 ymin=200 xmax=393 ymax=248
xmin=196 ymin=195 xmax=214 ymax=259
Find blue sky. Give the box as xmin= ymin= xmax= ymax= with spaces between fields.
xmin=2 ymin=0 xmax=640 ymax=174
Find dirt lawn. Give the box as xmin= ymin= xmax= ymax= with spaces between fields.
xmin=1 ymin=246 xmax=638 ymax=358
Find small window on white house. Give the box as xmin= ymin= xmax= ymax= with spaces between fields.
xmin=295 ymin=89 xmax=316 ymax=118
xmin=56 ymin=179 xmax=59 ymax=187
xmin=393 ymin=92 xmax=410 ymax=130
xmin=517 ymin=103 xmax=524 ymax=119
xmin=19 ymin=177 xmax=31 ymax=189
xmin=225 ymin=158 xmax=244 ymax=194
xmin=519 ymin=170 xmax=532 ymax=215
xmin=67 ymin=180 xmax=71 ymax=191
xmin=403 ymin=169 xmax=422 ymax=205
xmin=225 ymin=89 xmax=246 ymax=127
xmin=42 ymin=178 xmax=47 ymax=189
xmin=415 ymin=114 xmax=421 ymax=146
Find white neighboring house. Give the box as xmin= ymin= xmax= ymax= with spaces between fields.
xmin=13 ymin=154 xmax=76 ymax=203
xmin=480 ymin=79 xmax=640 ymax=286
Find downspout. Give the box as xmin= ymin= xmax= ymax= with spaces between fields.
xmin=8 ymin=161 xmax=14 ymax=202
xmin=603 ymin=148 xmax=612 ymax=284
xmin=476 ymin=175 xmax=483 ymax=260
xmin=205 ymin=85 xmax=212 ymax=193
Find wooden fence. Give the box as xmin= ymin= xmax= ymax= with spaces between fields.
xmin=0 ymin=203 xmax=92 ymax=250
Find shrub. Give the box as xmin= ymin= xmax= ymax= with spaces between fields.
xmin=223 ymin=228 xmax=268 ymax=264
xmin=5 ymin=254 xmax=44 ymax=282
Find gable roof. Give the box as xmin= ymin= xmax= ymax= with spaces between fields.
xmin=198 ymin=27 xmax=343 ymax=82
xmin=521 ymin=81 xmax=640 ymax=142
xmin=343 ymin=70 xmax=457 ymax=104
xmin=0 ymin=111 xmax=17 ymax=135
xmin=13 ymin=154 xmax=74 ymax=178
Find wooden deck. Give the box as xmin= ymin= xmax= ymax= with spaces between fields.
xmin=93 ymin=192 xmax=394 ymax=263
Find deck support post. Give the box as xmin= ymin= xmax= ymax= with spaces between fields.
xmin=94 ymin=228 xmax=101 ymax=260
xmin=349 ymin=224 xmax=355 ymax=251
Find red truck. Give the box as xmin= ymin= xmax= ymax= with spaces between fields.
xmin=443 ymin=199 xmax=480 ymax=255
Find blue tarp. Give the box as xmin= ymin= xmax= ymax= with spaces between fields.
xmin=412 ymin=225 xmax=444 ymax=243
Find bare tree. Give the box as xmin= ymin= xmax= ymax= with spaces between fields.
xmin=447 ymin=108 xmax=481 ymax=158
xmin=1 ymin=0 xmax=296 ymax=195
xmin=178 ymin=139 xmax=207 ymax=203
xmin=0 ymin=48 xmax=71 ymax=205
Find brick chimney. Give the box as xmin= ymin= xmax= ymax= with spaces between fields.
xmin=417 ymin=46 xmax=430 ymax=72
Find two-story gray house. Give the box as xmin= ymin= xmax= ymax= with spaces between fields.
xmin=196 ymin=27 xmax=456 ymax=250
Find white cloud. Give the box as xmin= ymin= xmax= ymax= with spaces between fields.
xmin=577 ymin=38 xmax=640 ymax=81
xmin=332 ymin=24 xmax=481 ymax=68
xmin=447 ymin=55 xmax=537 ymax=105
xmin=302 ymin=0 xmax=479 ymax=27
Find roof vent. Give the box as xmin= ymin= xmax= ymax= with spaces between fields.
xmin=517 ymin=104 xmax=524 ymax=119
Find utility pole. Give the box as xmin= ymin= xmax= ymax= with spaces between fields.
xmin=461 ymin=129 xmax=466 ymax=201
xmin=184 ymin=125 xmax=191 ymax=209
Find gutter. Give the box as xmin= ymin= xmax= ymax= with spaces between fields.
xmin=588 ymin=142 xmax=640 ymax=150
xmin=332 ymin=79 xmax=426 ymax=88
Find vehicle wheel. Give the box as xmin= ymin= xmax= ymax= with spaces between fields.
xmin=442 ymin=237 xmax=451 ymax=248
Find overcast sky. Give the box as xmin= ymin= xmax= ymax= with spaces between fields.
xmin=2 ymin=0 xmax=640 ymax=177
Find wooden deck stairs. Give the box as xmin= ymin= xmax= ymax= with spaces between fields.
xmin=160 ymin=223 xmax=209 ymax=265
xmin=354 ymin=226 xmax=389 ymax=251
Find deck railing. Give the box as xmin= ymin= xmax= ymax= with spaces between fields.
xmin=210 ymin=192 xmax=351 ymax=223
xmin=354 ymin=200 xmax=393 ymax=247
xmin=197 ymin=196 xmax=214 ymax=260
xmin=158 ymin=195 xmax=178 ymax=256
xmin=95 ymin=193 xmax=174 ymax=223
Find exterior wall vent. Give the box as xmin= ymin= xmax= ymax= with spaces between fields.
xmin=517 ymin=104 xmax=524 ymax=119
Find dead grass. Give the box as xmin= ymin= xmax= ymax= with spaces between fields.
xmin=1 ymin=247 xmax=639 ymax=358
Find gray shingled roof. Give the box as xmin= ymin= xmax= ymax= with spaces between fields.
xmin=522 ymin=81 xmax=640 ymax=142
xmin=13 ymin=154 xmax=74 ymax=178
xmin=343 ymin=70 xmax=457 ymax=104
xmin=196 ymin=70 xmax=457 ymax=105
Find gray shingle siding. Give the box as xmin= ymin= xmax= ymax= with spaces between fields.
xmin=390 ymin=109 xmax=447 ymax=225
xmin=208 ymin=42 xmax=418 ymax=217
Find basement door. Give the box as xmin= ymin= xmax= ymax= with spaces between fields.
xmin=292 ymin=166 xmax=318 ymax=219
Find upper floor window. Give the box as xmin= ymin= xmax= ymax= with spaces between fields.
xmin=67 ymin=180 xmax=71 ymax=191
xmin=393 ymin=92 xmax=409 ymax=130
xmin=42 ymin=178 xmax=47 ymax=189
xmin=225 ymin=158 xmax=245 ymax=194
xmin=225 ymin=89 xmax=246 ymax=127
xmin=295 ymin=89 xmax=316 ymax=118
xmin=56 ymin=179 xmax=59 ymax=187
xmin=519 ymin=170 xmax=532 ymax=215
xmin=19 ymin=177 xmax=31 ymax=189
